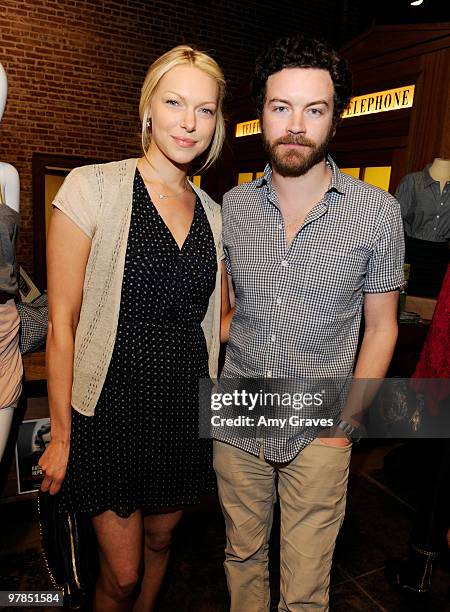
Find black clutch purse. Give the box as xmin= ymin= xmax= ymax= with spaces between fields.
xmin=37 ymin=490 xmax=99 ymax=610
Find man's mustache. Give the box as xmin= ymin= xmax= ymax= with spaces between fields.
xmin=274 ymin=136 xmax=315 ymax=148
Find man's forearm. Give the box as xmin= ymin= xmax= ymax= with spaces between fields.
xmin=355 ymin=324 xmax=398 ymax=378
xmin=340 ymin=324 xmax=398 ymax=427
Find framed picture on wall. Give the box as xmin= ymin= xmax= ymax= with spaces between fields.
xmin=19 ymin=266 xmax=41 ymax=303
xmin=15 ymin=417 xmax=51 ymax=494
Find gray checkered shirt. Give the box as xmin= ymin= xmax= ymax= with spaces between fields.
xmin=217 ymin=156 xmax=404 ymax=461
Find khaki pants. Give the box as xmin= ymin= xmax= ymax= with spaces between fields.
xmin=213 ymin=439 xmax=351 ymax=611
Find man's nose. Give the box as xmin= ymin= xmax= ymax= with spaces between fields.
xmin=287 ymin=110 xmax=306 ymax=135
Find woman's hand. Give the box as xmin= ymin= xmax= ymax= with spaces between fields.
xmin=39 ymin=438 xmax=70 ymax=495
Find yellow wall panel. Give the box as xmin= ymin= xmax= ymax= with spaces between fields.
xmin=238 ymin=172 xmax=254 ymax=185
xmin=340 ymin=167 xmax=360 ymax=179
xmin=363 ymin=167 xmax=391 ymax=191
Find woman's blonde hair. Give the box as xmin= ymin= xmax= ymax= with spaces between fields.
xmin=139 ymin=45 xmax=226 ymax=173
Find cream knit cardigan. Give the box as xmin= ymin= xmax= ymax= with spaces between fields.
xmin=53 ymin=158 xmax=223 ymax=416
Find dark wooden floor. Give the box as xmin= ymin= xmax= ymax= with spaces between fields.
xmin=1 ymin=441 xmax=449 ymax=611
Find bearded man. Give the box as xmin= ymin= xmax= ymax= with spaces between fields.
xmin=215 ymin=35 xmax=404 ymax=611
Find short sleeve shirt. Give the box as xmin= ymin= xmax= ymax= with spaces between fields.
xmin=395 ymin=165 xmax=450 ymax=242
xmin=219 ymin=156 xmax=404 ymax=460
xmin=0 ymin=204 xmax=19 ymax=295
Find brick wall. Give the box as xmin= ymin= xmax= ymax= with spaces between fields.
xmin=0 ymin=0 xmax=350 ymax=275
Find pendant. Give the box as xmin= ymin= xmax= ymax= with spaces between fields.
xmin=158 ymin=194 xmax=164 ymax=199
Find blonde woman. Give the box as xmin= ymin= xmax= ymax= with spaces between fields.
xmin=39 ymin=46 xmax=230 ymax=612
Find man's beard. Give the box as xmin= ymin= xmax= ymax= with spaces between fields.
xmin=262 ymin=128 xmax=333 ymax=177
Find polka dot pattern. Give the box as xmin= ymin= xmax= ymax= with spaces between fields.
xmin=60 ymin=170 xmax=217 ymax=518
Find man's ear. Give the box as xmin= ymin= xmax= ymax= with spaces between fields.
xmin=331 ymin=121 xmax=337 ymax=138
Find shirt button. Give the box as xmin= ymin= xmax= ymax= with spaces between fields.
xmin=271 ymin=334 xmax=276 ymax=343
xmin=437 ymin=215 xmax=440 ymax=218
xmin=281 ymin=260 xmax=289 ymax=267
xmin=278 ymin=223 xmax=283 ymax=230
xmin=276 ymin=297 xmax=282 ymax=305
xmin=267 ymin=371 xmax=272 ymax=378
xmin=433 ymin=227 xmax=437 ymax=230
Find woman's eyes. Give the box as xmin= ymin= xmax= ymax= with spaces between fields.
xmin=165 ymin=100 xmax=215 ymax=115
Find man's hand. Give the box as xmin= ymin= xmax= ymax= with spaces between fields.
xmin=317 ymin=436 xmax=351 ymax=447
xmin=317 ymin=425 xmax=352 ymax=447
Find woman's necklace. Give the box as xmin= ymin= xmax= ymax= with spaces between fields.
xmin=139 ymin=159 xmax=190 ymax=200
xmin=152 ymin=179 xmax=189 ymax=200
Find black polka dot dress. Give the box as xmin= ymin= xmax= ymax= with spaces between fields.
xmin=60 ymin=170 xmax=217 ymax=517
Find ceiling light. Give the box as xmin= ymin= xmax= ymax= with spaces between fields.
xmin=410 ymin=0 xmax=424 ymax=5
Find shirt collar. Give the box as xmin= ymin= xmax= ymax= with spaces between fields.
xmin=256 ymin=154 xmax=346 ymax=197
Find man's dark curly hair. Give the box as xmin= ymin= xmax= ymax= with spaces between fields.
xmin=252 ymin=34 xmax=352 ymax=125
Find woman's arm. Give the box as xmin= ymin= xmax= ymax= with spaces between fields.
xmin=39 ymin=209 xmax=91 ymax=495
xmin=220 ymin=260 xmax=235 ymax=344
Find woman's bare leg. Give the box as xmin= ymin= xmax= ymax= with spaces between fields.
xmin=92 ymin=509 xmax=143 ymax=612
xmin=133 ymin=510 xmax=183 ymax=612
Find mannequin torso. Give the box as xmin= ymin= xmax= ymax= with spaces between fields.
xmin=0 ymin=61 xmax=23 ymax=459
xmin=395 ymin=158 xmax=450 ymax=297
xmin=0 ymin=61 xmax=20 ymax=294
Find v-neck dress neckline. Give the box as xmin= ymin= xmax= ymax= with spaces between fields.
xmin=136 ymin=168 xmax=197 ymax=253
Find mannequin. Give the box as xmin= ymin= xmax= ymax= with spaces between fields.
xmin=429 ymin=158 xmax=450 ymax=193
xmin=396 ymin=158 xmax=450 ymax=298
xmin=0 ymin=62 xmax=22 ymax=462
